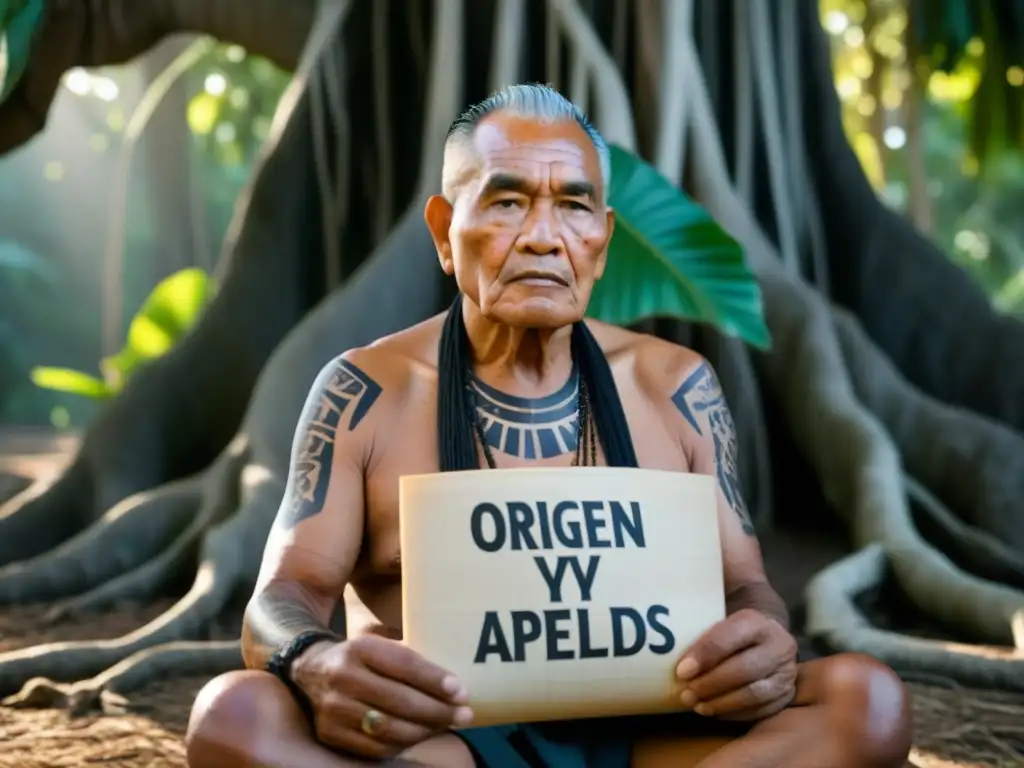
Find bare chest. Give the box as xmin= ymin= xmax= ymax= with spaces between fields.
xmin=355 ymin=381 xmax=690 ymax=585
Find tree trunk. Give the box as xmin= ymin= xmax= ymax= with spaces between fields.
xmin=0 ymin=0 xmax=316 ymax=153
xmin=786 ymin=3 xmax=1024 ymax=433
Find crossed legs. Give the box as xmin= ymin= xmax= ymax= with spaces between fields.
xmin=186 ymin=654 xmax=910 ymax=768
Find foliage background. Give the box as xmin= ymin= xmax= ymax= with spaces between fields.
xmin=0 ymin=0 xmax=1021 ymax=430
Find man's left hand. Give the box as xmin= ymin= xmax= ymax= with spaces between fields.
xmin=674 ymin=608 xmax=798 ymax=722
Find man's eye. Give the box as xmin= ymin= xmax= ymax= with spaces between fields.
xmin=565 ymin=201 xmax=591 ymax=212
xmin=494 ymin=199 xmax=521 ymax=209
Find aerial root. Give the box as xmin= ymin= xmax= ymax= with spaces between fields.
xmin=0 ymin=437 xmax=278 ymax=697
xmin=42 ymin=438 xmax=252 ymax=622
xmin=906 ymin=475 xmax=1024 ymax=590
xmin=665 ymin=17 xmax=1024 ymax=661
xmin=0 ymin=463 xmax=95 ymax=566
xmin=0 ymin=475 xmax=203 ymax=607
xmin=805 ymin=545 xmax=1024 ymax=691
xmin=756 ymin=264 xmax=1024 ymax=648
xmin=814 ymin=305 xmax=1024 ymax=646
xmin=42 ymin=514 xmax=210 ymax=623
xmin=0 ymin=471 xmax=30 ymax=504
xmin=0 ymin=543 xmax=240 ymax=697
xmin=831 ymin=306 xmax=1024 ymax=551
xmin=2 ymin=640 xmax=242 ymax=715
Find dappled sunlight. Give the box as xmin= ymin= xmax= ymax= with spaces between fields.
xmin=0 ymin=2 xmax=1020 ymax=767
xmin=911 ymin=751 xmax=988 ymax=768
xmin=0 ymin=41 xmax=288 ymax=430
xmin=821 ymin=0 xmax=1024 ymax=313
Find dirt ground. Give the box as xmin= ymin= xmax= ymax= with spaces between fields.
xmin=0 ymin=601 xmax=213 ymax=768
xmin=0 ymin=601 xmax=1022 ymax=768
xmin=1 ymin=432 xmax=1023 ymax=767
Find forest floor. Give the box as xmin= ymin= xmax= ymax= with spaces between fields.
xmin=0 ymin=430 xmax=1022 ymax=768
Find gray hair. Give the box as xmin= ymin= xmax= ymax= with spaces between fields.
xmin=442 ymin=83 xmax=611 ymax=202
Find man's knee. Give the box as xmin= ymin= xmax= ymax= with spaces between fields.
xmin=186 ymin=670 xmax=306 ymax=767
xmin=817 ymin=653 xmax=912 ymax=767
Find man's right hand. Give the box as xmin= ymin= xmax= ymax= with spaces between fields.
xmin=291 ymin=635 xmax=474 ymax=759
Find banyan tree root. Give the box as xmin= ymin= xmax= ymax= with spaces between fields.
xmin=2 ymin=640 xmax=242 ymax=715
xmin=805 ymin=545 xmax=1024 ymax=691
xmin=831 ymin=306 xmax=1024 ymax=552
xmin=0 ymin=434 xmax=248 ymax=613
xmin=0 ymin=475 xmax=203 ymax=607
xmin=0 ymin=462 xmax=98 ymax=566
xmin=0 ymin=26 xmax=467 ymax=697
xmin=0 ymin=545 xmax=236 ymax=697
xmin=906 ymin=476 xmax=1024 ymax=590
xmin=42 ymin=436 xmax=252 ymax=623
xmin=0 ymin=440 xmax=270 ymax=698
xmin=0 ymin=0 xmax=377 ymax=581
xmin=0 ymin=0 xmax=316 ymax=154
xmin=0 ymin=472 xmax=30 ymax=504
xmin=661 ymin=1 xmax=1024 ymax=682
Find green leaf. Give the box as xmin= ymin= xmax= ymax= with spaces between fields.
xmin=0 ymin=0 xmax=45 ymax=104
xmin=30 ymin=366 xmax=114 ymax=399
xmin=589 ymin=145 xmax=771 ymax=349
xmin=125 ymin=267 xmax=214 ymax=361
xmin=99 ymin=347 xmax=141 ymax=392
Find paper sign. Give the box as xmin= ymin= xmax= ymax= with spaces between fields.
xmin=400 ymin=467 xmax=724 ymax=727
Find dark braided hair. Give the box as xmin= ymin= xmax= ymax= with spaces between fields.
xmin=437 ymin=294 xmax=638 ymax=472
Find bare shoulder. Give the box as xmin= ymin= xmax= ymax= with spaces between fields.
xmin=584 ymin=319 xmax=711 ymax=408
xmin=324 ymin=312 xmax=446 ymax=421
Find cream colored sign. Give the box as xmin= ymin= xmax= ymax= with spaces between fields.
xmin=400 ymin=468 xmax=724 ymax=727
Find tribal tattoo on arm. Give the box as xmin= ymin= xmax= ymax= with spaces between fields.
xmin=245 ymin=359 xmax=382 ymax=665
xmin=671 ymin=361 xmax=755 ymax=535
xmin=280 ymin=357 xmax=382 ymax=530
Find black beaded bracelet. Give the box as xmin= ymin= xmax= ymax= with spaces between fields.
xmin=266 ymin=630 xmax=338 ymax=721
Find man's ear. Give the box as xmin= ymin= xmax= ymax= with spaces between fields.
xmin=593 ymin=207 xmax=615 ymax=281
xmin=424 ymin=195 xmax=455 ymax=275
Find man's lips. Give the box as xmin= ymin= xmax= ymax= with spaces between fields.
xmin=509 ymin=272 xmax=569 ymax=286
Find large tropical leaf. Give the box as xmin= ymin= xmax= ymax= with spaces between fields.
xmin=0 ymin=0 xmax=44 ymax=104
xmin=588 ymin=145 xmax=770 ymax=349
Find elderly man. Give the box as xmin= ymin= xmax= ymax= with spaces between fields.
xmin=185 ymin=84 xmax=911 ymax=768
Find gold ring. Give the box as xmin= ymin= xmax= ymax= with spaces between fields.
xmin=361 ymin=708 xmax=386 ymax=737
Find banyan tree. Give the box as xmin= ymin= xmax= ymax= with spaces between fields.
xmin=0 ymin=0 xmax=1023 ymax=718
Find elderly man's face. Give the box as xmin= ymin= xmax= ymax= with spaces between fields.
xmin=425 ymin=113 xmax=614 ymax=329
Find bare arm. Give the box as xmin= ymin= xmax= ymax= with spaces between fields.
xmin=670 ymin=355 xmax=789 ymax=629
xmin=242 ymin=351 xmax=385 ymax=669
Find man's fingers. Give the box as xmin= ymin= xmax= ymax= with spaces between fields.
xmin=352 ymin=635 xmax=468 ymax=704
xmin=317 ymin=695 xmax=435 ymax=749
xmin=681 ymin=646 xmax=779 ymax=704
xmin=676 ymin=610 xmax=767 ymax=681
xmin=689 ymin=668 xmax=796 ymax=719
xmin=343 ymin=665 xmax=474 ymax=729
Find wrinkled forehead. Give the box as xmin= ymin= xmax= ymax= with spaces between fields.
xmin=470 ymin=114 xmax=603 ymax=188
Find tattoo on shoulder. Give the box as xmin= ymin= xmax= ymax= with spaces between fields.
xmin=283 ymin=358 xmax=382 ymax=529
xmin=671 ymin=362 xmax=755 ymax=535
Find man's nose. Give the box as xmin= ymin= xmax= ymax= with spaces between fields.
xmin=517 ymin=206 xmax=562 ymax=255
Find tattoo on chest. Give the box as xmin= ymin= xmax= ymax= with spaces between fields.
xmin=470 ymin=370 xmax=579 ymax=459
xmin=284 ymin=359 xmax=382 ymax=529
xmin=671 ymin=363 xmax=754 ymax=535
